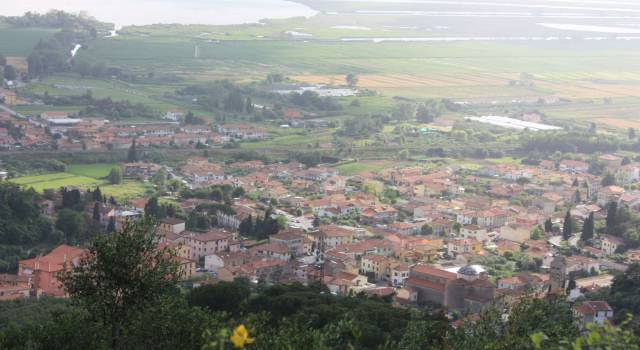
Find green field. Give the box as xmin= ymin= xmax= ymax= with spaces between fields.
xmin=11 ymin=164 xmax=152 ymax=201
xmin=67 ymin=163 xmax=117 ymax=178
xmin=12 ymin=173 xmax=102 ymax=191
xmin=0 ymin=25 xmax=56 ymax=56
xmin=335 ymin=160 xmax=397 ymax=175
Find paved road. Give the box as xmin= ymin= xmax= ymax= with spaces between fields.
xmin=0 ymin=104 xmax=26 ymax=119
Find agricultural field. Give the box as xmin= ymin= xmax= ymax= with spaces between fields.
xmin=335 ymin=160 xmax=397 ymax=175
xmin=12 ymin=172 xmax=102 ymax=192
xmin=5 ymin=1 xmax=640 ymax=135
xmin=11 ymin=164 xmax=152 ymax=201
xmin=0 ymin=25 xmax=56 ymax=56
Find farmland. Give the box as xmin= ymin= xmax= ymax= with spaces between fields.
xmin=4 ymin=0 xmax=640 ymax=142
xmin=11 ymin=164 xmax=152 ymax=201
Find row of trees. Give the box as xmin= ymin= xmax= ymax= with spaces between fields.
xmin=238 ymin=208 xmax=281 ymax=240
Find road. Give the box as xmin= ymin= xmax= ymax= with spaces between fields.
xmin=0 ymin=104 xmax=26 ymax=119
xmin=274 ymin=208 xmax=314 ymax=230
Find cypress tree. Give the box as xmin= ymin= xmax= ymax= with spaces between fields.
xmin=581 ymin=212 xmax=594 ymax=243
xmin=127 ymin=139 xmax=138 ymax=162
xmin=562 ymin=210 xmax=573 ymax=241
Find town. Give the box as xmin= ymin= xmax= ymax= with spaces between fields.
xmin=2 ymin=2 xmax=640 ymax=349
xmin=3 ymin=126 xmax=638 ymax=332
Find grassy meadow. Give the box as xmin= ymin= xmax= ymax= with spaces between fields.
xmin=11 ymin=164 xmax=152 ymax=201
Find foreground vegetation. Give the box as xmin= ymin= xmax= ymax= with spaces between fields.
xmin=0 ymin=221 xmax=637 ymax=350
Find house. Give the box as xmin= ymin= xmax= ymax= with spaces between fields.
xmin=269 ymin=230 xmax=305 ymax=257
xmin=0 ymin=88 xmax=17 ymax=105
xmin=124 ymin=162 xmax=162 ymax=179
xmin=447 ymin=238 xmax=482 ymax=257
xmin=360 ymin=255 xmax=395 ymax=282
xmin=251 ymin=243 xmax=291 ymax=261
xmin=217 ymin=124 xmax=267 ymax=140
xmin=324 ymin=272 xmax=369 ymax=296
xmin=18 ymin=245 xmax=87 ymax=297
xmin=559 ymin=160 xmax=589 ymax=173
xmin=600 ymin=235 xmax=624 ymax=256
xmin=164 ymin=109 xmax=185 ymax=121
xmin=573 ymin=301 xmax=614 ymax=328
xmin=390 ymin=263 xmax=410 ymax=287
xmin=460 ymin=225 xmax=489 ymax=242
xmin=157 ymin=218 xmax=186 ymax=235
xmin=318 ymin=225 xmax=356 ymax=248
xmin=565 ymin=255 xmax=601 ymax=276
xmin=218 ymin=258 xmax=291 ymax=283
xmin=597 ymin=186 xmax=625 ymax=206
xmin=182 ymin=229 xmax=232 ymax=260
xmin=616 ymin=163 xmax=640 ymax=185
xmin=497 ymin=273 xmax=547 ymax=293
xmin=599 ymin=154 xmax=623 ymax=169
xmin=204 ymin=251 xmax=250 ymax=272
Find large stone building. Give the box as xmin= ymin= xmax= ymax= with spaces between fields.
xmin=406 ymin=264 xmax=495 ymax=313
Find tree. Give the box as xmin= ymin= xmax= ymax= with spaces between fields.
xmin=392 ymin=103 xmax=416 ymax=121
xmin=544 ymin=218 xmax=553 ymax=233
xmin=92 ymin=186 xmax=102 ymax=202
xmin=606 ymin=201 xmax=618 ymax=234
xmin=59 ymin=220 xmax=180 ymax=350
xmin=152 ymin=167 xmax=167 ymax=187
xmin=574 ymin=190 xmax=582 ymax=204
xmin=238 ymin=215 xmax=254 ymax=236
xmin=56 ymin=208 xmax=87 ymax=243
xmin=312 ymin=216 xmax=320 ymax=228
xmin=127 ymin=139 xmax=138 ymax=162
xmin=92 ymin=202 xmax=101 ymax=222
xmin=601 ymin=172 xmax=616 ymax=187
xmin=106 ymin=216 xmax=116 ymax=233
xmin=107 ymin=167 xmax=122 ymax=184
xmin=3 ymin=65 xmax=17 ymax=81
xmin=581 ymin=212 xmax=594 ymax=243
xmin=531 ymin=226 xmax=544 ymax=240
xmin=562 ymin=210 xmax=573 ymax=241
xmin=345 ymin=73 xmax=358 ymax=87
xmin=629 ymin=128 xmax=637 ymax=140
xmin=415 ymin=99 xmax=443 ymax=123
xmin=145 ymin=197 xmax=159 ymax=218
xmin=421 ymin=224 xmax=434 ymax=236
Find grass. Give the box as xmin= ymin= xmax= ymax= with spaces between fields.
xmin=101 ymin=181 xmax=154 ymax=201
xmin=0 ymin=26 xmax=56 ymax=56
xmin=11 ymin=164 xmax=151 ymax=201
xmin=67 ymin=163 xmax=117 ymax=178
xmin=12 ymin=173 xmax=102 ymax=192
xmin=335 ymin=160 xmax=395 ymax=175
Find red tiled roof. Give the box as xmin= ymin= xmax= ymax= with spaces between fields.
xmin=406 ymin=277 xmax=445 ymax=292
xmin=411 ymin=265 xmax=457 ymax=281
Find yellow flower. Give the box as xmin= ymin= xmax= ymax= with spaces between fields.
xmin=230 ymin=324 xmax=254 ymax=348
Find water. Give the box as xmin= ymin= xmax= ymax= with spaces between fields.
xmin=2 ymin=0 xmax=317 ymax=27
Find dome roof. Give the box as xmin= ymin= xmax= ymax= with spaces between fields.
xmin=458 ymin=265 xmax=479 ymax=276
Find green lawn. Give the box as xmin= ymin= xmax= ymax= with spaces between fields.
xmin=335 ymin=160 xmax=395 ymax=175
xmin=67 ymin=163 xmax=117 ymax=178
xmin=12 ymin=173 xmax=102 ymax=192
xmin=11 ymin=168 xmax=151 ymax=201
xmin=101 ymin=181 xmax=154 ymax=201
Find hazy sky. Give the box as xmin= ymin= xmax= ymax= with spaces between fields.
xmin=1 ymin=0 xmax=317 ymax=27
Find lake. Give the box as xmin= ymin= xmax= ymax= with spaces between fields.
xmin=1 ymin=0 xmax=317 ymax=27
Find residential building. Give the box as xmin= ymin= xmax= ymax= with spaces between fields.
xmin=18 ymin=245 xmax=87 ymax=297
